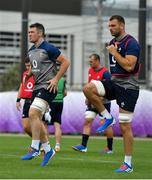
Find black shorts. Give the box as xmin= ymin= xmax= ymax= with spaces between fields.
xmin=102 ymin=80 xmax=139 ymax=112
xmin=22 ymin=99 xmax=32 ymax=118
xmin=49 ymin=102 xmax=63 ymax=125
xmin=32 ymin=88 xmax=57 ymax=105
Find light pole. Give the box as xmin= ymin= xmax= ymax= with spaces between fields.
xmin=96 ymin=0 xmax=103 ymax=61
xmin=21 ymin=0 xmax=29 ymax=79
xmin=95 ymin=0 xmax=106 ymax=66
xmin=138 ymin=0 xmax=147 ymax=84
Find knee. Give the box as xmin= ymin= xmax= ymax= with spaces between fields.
xmin=54 ymin=122 xmax=61 ymax=129
xmin=29 ymin=110 xmax=35 ymax=120
xmin=22 ymin=122 xmax=30 ymax=133
xmin=84 ymin=119 xmax=92 ymax=127
xmin=23 ymin=126 xmax=30 ymax=134
xmin=120 ymin=123 xmax=131 ymax=134
xmin=83 ymin=83 xmax=94 ymax=95
xmin=29 ymin=109 xmax=39 ymax=121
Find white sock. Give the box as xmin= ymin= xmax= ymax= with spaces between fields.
xmin=124 ymin=155 xmax=132 ymax=166
xmin=100 ymin=109 xmax=112 ymax=119
xmin=31 ymin=140 xmax=40 ymax=150
xmin=42 ymin=141 xmax=51 ymax=153
xmin=55 ymin=143 xmax=60 ymax=147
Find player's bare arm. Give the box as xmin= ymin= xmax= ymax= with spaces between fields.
xmin=107 ymin=43 xmax=137 ymax=72
xmin=47 ymin=54 xmax=70 ymax=93
xmin=16 ymin=84 xmax=22 ymax=111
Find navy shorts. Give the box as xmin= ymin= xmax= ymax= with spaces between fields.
xmin=49 ymin=102 xmax=63 ymax=125
xmin=31 ymin=88 xmax=57 ymax=105
xmin=22 ymin=99 xmax=32 ymax=118
xmin=102 ymin=80 xmax=139 ymax=112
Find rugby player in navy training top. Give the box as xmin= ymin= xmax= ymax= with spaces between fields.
xmin=83 ymin=15 xmax=140 ymax=173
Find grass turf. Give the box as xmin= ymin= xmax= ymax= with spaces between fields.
xmin=0 ymin=134 xmax=151 ymax=179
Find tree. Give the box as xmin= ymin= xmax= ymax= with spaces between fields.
xmin=0 ymin=64 xmax=20 ymax=91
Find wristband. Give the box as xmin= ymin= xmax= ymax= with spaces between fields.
xmin=16 ymin=98 xmax=21 ymax=102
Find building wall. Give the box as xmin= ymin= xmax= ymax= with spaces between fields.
xmin=0 ymin=10 xmax=152 ymax=89
xmin=0 ymin=0 xmax=82 ymax=15
xmin=0 ymin=11 xmax=84 ymax=88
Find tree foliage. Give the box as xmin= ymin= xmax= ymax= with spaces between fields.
xmin=0 ymin=64 xmax=21 ymax=92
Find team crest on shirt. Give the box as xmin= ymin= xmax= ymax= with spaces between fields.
xmin=121 ymin=102 xmax=125 ymax=108
xmin=118 ymin=47 xmax=121 ymax=52
xmin=37 ymin=92 xmax=41 ymax=97
xmin=40 ymin=52 xmax=45 ymax=57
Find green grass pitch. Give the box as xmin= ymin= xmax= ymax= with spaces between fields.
xmin=0 ymin=134 xmax=151 ymax=179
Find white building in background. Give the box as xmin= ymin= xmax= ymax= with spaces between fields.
xmin=0 ymin=0 xmax=152 ymax=89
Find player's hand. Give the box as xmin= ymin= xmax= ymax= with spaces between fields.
xmin=16 ymin=102 xmax=22 ymax=111
xmin=106 ymin=43 xmax=118 ymax=56
xmin=46 ymin=77 xmax=58 ymax=93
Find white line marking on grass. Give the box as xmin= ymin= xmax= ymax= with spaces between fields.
xmin=0 ymin=153 xmax=117 ymax=164
xmin=0 ymin=153 xmax=19 ymax=157
xmin=55 ymin=155 xmax=117 ymax=164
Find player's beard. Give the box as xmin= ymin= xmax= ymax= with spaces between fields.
xmin=111 ymin=30 xmax=121 ymax=38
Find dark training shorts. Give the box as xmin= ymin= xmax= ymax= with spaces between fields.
xmin=22 ymin=99 xmax=32 ymax=118
xmin=102 ymin=80 xmax=139 ymax=112
xmin=49 ymin=102 xmax=63 ymax=125
xmin=32 ymin=88 xmax=57 ymax=105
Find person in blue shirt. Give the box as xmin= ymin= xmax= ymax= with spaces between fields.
xmin=21 ymin=23 xmax=70 ymax=166
xmin=83 ymin=15 xmax=140 ymax=173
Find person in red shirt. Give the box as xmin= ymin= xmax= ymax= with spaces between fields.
xmin=72 ymin=53 xmax=115 ymax=153
xmin=16 ymin=60 xmax=35 ymax=136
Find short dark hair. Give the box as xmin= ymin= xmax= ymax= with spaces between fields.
xmin=89 ymin=53 xmax=100 ymax=61
xmin=29 ymin=23 xmax=45 ymax=37
xmin=24 ymin=56 xmax=30 ymax=64
xmin=109 ymin=15 xmax=125 ymax=24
